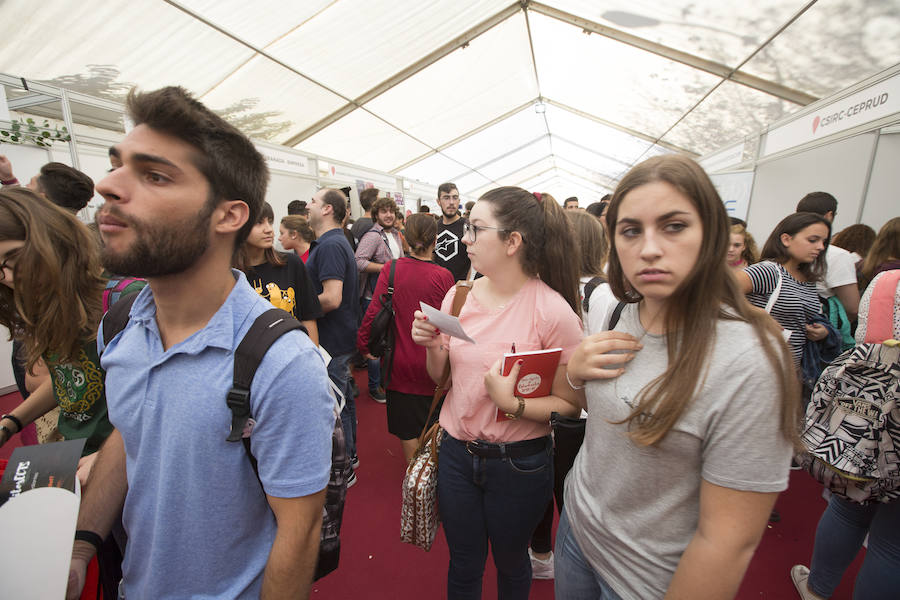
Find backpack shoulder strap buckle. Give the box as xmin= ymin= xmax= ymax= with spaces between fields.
xmin=225 ymin=387 xmax=251 ymax=442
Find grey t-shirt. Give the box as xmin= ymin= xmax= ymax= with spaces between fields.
xmin=565 ymin=302 xmax=792 ymax=600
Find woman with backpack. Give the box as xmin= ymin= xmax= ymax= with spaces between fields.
xmin=237 ymin=202 xmax=322 ymax=344
xmin=790 ymin=268 xmax=900 ymax=600
xmin=411 ymin=187 xmax=583 ymax=599
xmin=736 ymin=212 xmax=833 ymax=368
xmin=559 ymin=155 xmax=800 ymax=599
xmin=356 ymin=213 xmax=454 ymax=462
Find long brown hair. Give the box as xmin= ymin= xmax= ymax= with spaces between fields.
xmin=479 ymin=187 xmax=581 ymax=317
xmin=606 ymin=155 xmax=801 ymax=448
xmin=730 ymin=223 xmax=758 ymax=265
xmin=404 ymin=213 xmax=437 ymax=256
xmin=234 ymin=202 xmax=285 ymax=271
xmin=567 ymin=210 xmax=607 ymax=278
xmin=860 ymin=217 xmax=900 ymax=291
xmin=0 ymin=187 xmax=105 ymax=371
xmin=760 ymin=212 xmax=831 ymax=282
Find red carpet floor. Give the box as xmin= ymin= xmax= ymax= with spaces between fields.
xmin=2 ymin=376 xmax=866 ymax=599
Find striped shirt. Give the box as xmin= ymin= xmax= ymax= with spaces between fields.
xmin=744 ymin=261 xmax=821 ymax=366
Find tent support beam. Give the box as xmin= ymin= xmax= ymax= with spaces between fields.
xmin=283 ymin=2 xmax=523 ymax=147
xmin=528 ymin=2 xmax=818 ymax=106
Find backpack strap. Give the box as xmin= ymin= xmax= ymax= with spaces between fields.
xmin=607 ymin=301 xmax=626 ymax=331
xmin=582 ymin=276 xmax=606 ymax=314
xmin=387 ymin=259 xmax=396 ymax=294
xmin=101 ymin=292 xmax=140 ymax=349
xmin=102 ymin=277 xmax=142 ymax=313
xmin=226 ymin=308 xmax=307 ymax=446
xmin=865 ymin=270 xmax=900 ymax=343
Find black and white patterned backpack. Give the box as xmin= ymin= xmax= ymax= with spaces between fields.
xmin=798 ymin=270 xmax=900 ymax=504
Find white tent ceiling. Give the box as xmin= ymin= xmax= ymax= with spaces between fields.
xmin=2 ymin=0 xmax=899 ymax=203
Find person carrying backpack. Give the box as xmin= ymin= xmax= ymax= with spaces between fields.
xmin=791 ymin=268 xmax=900 ymax=600
xmin=65 ymin=86 xmax=334 ymax=600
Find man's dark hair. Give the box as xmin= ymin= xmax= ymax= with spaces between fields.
xmin=585 ymin=202 xmax=604 ymax=217
xmin=320 ymin=188 xmax=347 ymax=224
xmin=418 ymin=205 xmax=431 ymax=213
xmin=359 ymin=188 xmax=379 ymax=211
xmin=37 ymin=163 xmax=94 ymax=212
xmin=437 ymin=182 xmax=457 ymax=196
xmin=126 ymin=86 xmax=269 ymax=247
xmin=370 ymin=196 xmax=398 ymax=219
xmin=564 ymin=196 xmax=579 ymax=207
xmin=796 ymin=191 xmax=838 ymax=217
xmin=287 ymin=200 xmax=307 ymax=216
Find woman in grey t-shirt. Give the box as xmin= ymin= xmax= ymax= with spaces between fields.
xmin=559 ymin=155 xmax=801 ymax=600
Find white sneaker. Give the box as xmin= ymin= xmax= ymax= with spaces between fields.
xmin=790 ymin=565 xmax=825 ymax=600
xmin=529 ymin=548 xmax=554 ymax=580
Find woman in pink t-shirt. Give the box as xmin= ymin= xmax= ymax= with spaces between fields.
xmin=412 ymin=186 xmax=584 ymax=599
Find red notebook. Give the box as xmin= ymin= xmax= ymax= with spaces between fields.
xmin=502 ymin=347 xmax=562 ymax=398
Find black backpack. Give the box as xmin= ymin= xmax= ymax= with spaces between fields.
xmin=582 ymin=275 xmax=606 ymax=314
xmin=367 ymin=260 xmax=397 ymax=386
xmin=102 ymin=294 xmax=349 ymax=581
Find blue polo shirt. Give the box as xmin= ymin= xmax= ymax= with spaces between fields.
xmin=306 ymin=227 xmax=359 ymax=356
xmin=99 ymin=270 xmax=334 ymax=599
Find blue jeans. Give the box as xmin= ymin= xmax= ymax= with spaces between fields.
xmin=808 ymin=495 xmax=900 ymax=599
xmin=554 ymin=509 xmax=624 ymax=600
xmin=438 ymin=432 xmax=553 ymax=600
xmin=328 ymin=352 xmax=356 ymax=459
xmin=361 ymin=296 xmax=381 ymax=391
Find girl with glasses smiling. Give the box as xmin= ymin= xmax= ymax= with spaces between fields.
xmin=412 ymin=186 xmax=583 ymax=599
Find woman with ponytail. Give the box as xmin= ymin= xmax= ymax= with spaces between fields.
xmin=357 ymin=213 xmax=454 ymax=461
xmin=412 ymin=187 xmax=584 ymax=599
xmin=558 ymin=155 xmax=800 ymax=599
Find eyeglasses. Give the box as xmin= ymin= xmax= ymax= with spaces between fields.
xmin=463 ymin=222 xmax=510 ymax=242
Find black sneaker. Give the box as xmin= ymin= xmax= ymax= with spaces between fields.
xmin=350 ymin=455 xmax=360 ymax=470
xmin=347 ymin=471 xmax=358 ymax=488
xmin=369 ymin=386 xmax=386 ymax=403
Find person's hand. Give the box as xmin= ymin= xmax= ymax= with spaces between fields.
xmin=567 ymin=331 xmax=642 ymax=386
xmin=411 ymin=310 xmax=442 ymax=348
xmin=363 ymin=353 xmax=377 ymax=361
xmin=77 ymin=453 xmax=98 ymax=488
xmin=806 ymin=323 xmax=828 ymax=341
xmin=0 ymin=155 xmax=14 ymax=181
xmin=66 ymin=554 xmax=90 ymax=600
xmin=484 ymin=358 xmax=521 ymax=413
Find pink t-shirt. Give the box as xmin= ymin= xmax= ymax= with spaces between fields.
xmin=439 ymin=278 xmax=583 ymax=443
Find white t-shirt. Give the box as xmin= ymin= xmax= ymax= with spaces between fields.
xmin=817 ymin=244 xmax=857 ymax=298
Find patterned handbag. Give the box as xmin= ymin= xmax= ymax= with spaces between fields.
xmin=400 ymin=280 xmax=471 ymax=550
xmin=798 ymin=270 xmax=900 ymax=504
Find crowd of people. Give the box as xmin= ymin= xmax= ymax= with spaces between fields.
xmin=0 ymin=84 xmax=897 ymax=600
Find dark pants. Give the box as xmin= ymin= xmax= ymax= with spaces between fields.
xmin=438 ymin=432 xmax=553 ymax=600
xmin=530 ymin=415 xmax=586 ymax=554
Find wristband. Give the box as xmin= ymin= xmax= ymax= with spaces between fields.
xmin=1 ymin=177 xmax=19 ymax=186
xmin=74 ymin=530 xmax=104 ymax=552
xmin=565 ymin=371 xmax=585 ymax=391
xmin=1 ymin=413 xmax=22 ymax=433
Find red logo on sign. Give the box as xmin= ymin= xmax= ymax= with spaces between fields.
xmin=812 ymin=116 xmax=820 ymax=133
xmin=330 ymin=166 xmax=336 ymax=175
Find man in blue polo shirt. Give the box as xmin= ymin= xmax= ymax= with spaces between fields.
xmin=306 ymin=187 xmax=360 ymax=483
xmin=66 ymin=87 xmax=334 ymax=600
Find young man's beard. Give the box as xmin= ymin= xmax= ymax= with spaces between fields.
xmin=101 ymin=204 xmax=216 ymax=277
xmin=441 ymin=205 xmax=457 ymax=219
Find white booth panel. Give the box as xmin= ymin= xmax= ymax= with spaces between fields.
xmin=0 ymin=142 xmax=50 ymax=187
xmin=266 ymin=174 xmax=318 ymax=224
xmin=747 ymin=132 xmax=877 ymax=243
xmin=861 ymin=133 xmax=900 ymax=231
